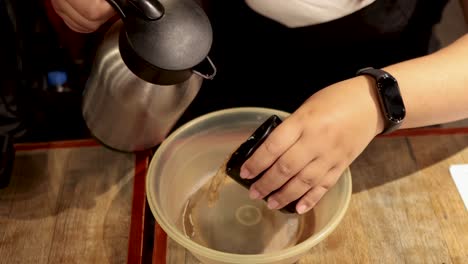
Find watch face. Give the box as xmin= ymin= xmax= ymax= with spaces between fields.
xmin=378 ymin=75 xmax=406 ymax=122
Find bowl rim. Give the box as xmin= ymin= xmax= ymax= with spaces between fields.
xmin=146 ymin=107 xmax=353 ymax=263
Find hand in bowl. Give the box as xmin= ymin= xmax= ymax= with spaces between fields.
xmin=240 ymin=76 xmax=384 ymax=214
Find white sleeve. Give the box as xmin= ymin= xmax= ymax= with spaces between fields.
xmin=245 ymin=0 xmax=376 ymax=28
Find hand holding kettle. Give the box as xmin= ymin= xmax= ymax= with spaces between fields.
xmin=51 ymin=0 xmax=116 ymax=33
xmin=54 ymin=0 xmax=216 ymax=152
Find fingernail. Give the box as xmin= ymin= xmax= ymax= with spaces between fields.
xmin=267 ymin=198 xmax=279 ymax=209
xmin=240 ymin=167 xmax=251 ymax=179
xmin=297 ymin=204 xmax=308 ymax=214
xmin=249 ymin=188 xmax=260 ymax=199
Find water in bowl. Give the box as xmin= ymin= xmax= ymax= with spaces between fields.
xmin=178 ymin=169 xmax=315 ymax=254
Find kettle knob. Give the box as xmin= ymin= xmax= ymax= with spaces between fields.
xmin=128 ymin=0 xmax=164 ymax=20
xmin=107 ymin=0 xmax=164 ymax=20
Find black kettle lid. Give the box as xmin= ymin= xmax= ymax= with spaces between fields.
xmin=108 ymin=0 xmax=213 ymax=82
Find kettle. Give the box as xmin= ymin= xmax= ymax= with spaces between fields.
xmin=82 ymin=0 xmax=216 ymax=152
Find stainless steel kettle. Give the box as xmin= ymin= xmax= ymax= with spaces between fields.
xmin=82 ymin=0 xmax=216 ymax=152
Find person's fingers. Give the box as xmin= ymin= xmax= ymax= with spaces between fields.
xmin=264 ymin=157 xmax=330 ymax=210
xmin=51 ymin=0 xmax=115 ymax=33
xmin=240 ymin=116 xmax=303 ymax=180
xmin=60 ymin=0 xmax=108 ymax=31
xmin=248 ymin=135 xmax=318 ymax=200
xmin=64 ymin=0 xmax=115 ymax=21
xmin=58 ymin=11 xmax=94 ymax=33
xmin=296 ymin=165 xmax=344 ymax=214
xmin=296 ymin=186 xmax=327 ymax=214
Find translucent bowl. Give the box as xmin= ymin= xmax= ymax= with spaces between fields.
xmin=146 ymin=107 xmax=352 ymax=264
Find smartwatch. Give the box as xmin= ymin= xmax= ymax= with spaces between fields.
xmin=356 ymin=67 xmax=406 ymax=134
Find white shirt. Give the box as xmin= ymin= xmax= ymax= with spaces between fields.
xmin=245 ymin=0 xmax=376 ymax=28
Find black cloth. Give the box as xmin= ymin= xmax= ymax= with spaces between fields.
xmin=0 ymin=0 xmax=93 ymax=143
xmin=0 ymin=0 xmax=58 ymax=139
xmin=177 ymin=0 xmax=449 ymax=124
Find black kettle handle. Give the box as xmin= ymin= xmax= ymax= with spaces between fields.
xmin=106 ymin=0 xmax=164 ymax=20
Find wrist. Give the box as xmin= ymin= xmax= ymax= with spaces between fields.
xmin=307 ymin=75 xmax=386 ymax=137
xmin=347 ymin=76 xmax=386 ymax=136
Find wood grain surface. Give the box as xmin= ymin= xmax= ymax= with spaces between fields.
xmin=159 ymin=135 xmax=468 ymax=264
xmin=0 ymin=145 xmax=135 ymax=264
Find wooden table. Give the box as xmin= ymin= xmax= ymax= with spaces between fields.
xmin=0 ymin=140 xmax=147 ymax=264
xmin=128 ymin=127 xmax=468 ymax=264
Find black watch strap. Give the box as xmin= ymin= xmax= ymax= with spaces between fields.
xmin=356 ymin=67 xmax=386 ymax=80
xmin=356 ymin=67 xmax=406 ymax=135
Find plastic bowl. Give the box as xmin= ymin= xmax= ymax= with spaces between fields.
xmin=146 ymin=107 xmax=352 ymax=264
